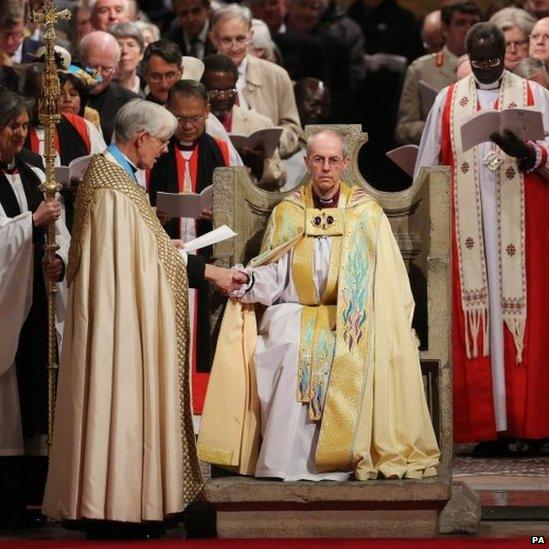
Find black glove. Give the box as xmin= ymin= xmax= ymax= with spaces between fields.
xmin=490 ymin=129 xmax=536 ymax=172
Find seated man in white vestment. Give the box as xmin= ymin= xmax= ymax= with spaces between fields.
xmin=42 ymin=99 xmax=246 ymax=536
xmin=198 ymin=130 xmax=440 ymax=481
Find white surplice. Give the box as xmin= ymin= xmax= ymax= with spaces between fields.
xmin=0 ymin=167 xmax=70 ymax=455
xmin=239 ymin=237 xmax=350 ymax=481
xmin=414 ymin=81 xmax=549 ymax=431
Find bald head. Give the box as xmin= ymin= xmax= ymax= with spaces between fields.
xmin=79 ymin=31 xmax=121 ymax=94
xmin=422 ymin=10 xmax=444 ymax=53
xmin=530 ymin=17 xmax=549 ymax=62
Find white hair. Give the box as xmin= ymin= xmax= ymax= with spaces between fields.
xmin=489 ymin=7 xmax=536 ymax=37
xmin=114 ymin=99 xmax=177 ymax=143
xmin=79 ymin=30 xmax=121 ymax=64
xmin=211 ymin=4 xmax=252 ymax=30
xmin=251 ymin=18 xmax=275 ymax=59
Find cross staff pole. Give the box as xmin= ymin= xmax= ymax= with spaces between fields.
xmin=31 ymin=0 xmax=71 ymax=451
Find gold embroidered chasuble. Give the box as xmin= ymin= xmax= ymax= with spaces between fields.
xmin=198 ymin=182 xmax=440 ymax=479
xmin=42 ymin=154 xmax=203 ymax=522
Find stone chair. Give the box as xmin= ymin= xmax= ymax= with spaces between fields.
xmin=200 ymin=125 xmax=480 ymax=538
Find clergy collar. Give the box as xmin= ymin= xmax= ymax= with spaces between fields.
xmin=312 ymin=187 xmax=340 ymax=209
xmin=177 ymin=140 xmax=197 ymax=151
xmin=474 ymin=75 xmax=502 ymax=90
xmin=0 ymin=158 xmax=18 ymax=174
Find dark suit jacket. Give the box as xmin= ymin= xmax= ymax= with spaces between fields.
xmin=164 ymin=23 xmax=216 ymax=59
xmin=187 ymin=254 xmax=206 ymax=288
xmin=0 ymin=65 xmax=20 ymax=92
xmin=87 ymin=83 xmax=140 ymax=143
xmin=21 ymin=38 xmax=42 ymax=63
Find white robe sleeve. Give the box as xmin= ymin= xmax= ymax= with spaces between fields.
xmin=206 ymin=113 xmax=244 ymax=166
xmin=0 ymin=212 xmax=33 ymax=376
xmin=236 ymin=251 xmax=291 ymax=306
xmin=530 ymin=81 xmax=549 ymax=181
xmin=85 ymin=118 xmax=107 ymax=154
xmin=413 ymin=87 xmax=449 ymax=180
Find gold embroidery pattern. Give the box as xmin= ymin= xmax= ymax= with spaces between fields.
xmin=67 ymin=154 xmax=203 ymax=503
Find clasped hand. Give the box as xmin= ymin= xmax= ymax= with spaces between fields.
xmin=42 ymin=255 xmax=64 ymax=282
xmin=490 ymin=129 xmax=535 ymax=171
xmin=204 ymin=264 xmax=248 ymax=295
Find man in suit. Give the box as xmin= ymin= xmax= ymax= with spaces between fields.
xmin=142 ymin=39 xmax=184 ymax=105
xmin=90 ymin=0 xmax=129 ymax=31
xmin=202 ymin=53 xmax=285 ymax=189
xmin=80 ymin=30 xmax=140 ymax=142
xmin=209 ymin=4 xmax=301 ymax=159
xmin=0 ymin=6 xmax=41 ymax=65
xmin=165 ymin=0 xmax=216 ymax=59
xmin=395 ymin=1 xmax=480 ymax=145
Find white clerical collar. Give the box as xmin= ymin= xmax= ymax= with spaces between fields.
xmin=474 ymin=75 xmax=502 ymax=90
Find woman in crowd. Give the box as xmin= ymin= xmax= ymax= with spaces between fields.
xmin=59 ymin=70 xmax=102 ymax=131
xmin=110 ymin=21 xmax=145 ymax=96
xmin=489 ymin=7 xmax=536 ymax=70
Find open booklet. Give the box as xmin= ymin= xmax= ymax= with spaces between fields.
xmin=460 ymin=107 xmax=545 ymax=152
xmin=179 ymin=225 xmax=237 ymax=253
xmin=156 ymin=185 xmax=213 ymax=219
xmin=386 ymin=144 xmax=419 ymax=177
xmin=419 ymin=80 xmax=438 ymax=118
xmin=54 ymin=155 xmax=92 ymax=187
xmin=229 ymin=127 xmax=283 ymax=158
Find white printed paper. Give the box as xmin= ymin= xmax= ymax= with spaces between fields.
xmin=183 ymin=225 xmax=237 ymax=253
xmin=156 ymin=185 xmax=213 ymax=219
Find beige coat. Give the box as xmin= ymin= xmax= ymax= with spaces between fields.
xmin=231 ymin=104 xmax=286 ymax=189
xmin=395 ymin=46 xmax=458 ymax=145
xmin=241 ymin=55 xmax=301 ymax=159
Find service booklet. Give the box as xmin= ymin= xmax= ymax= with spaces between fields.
xmin=419 ymin=80 xmax=438 ymax=118
xmin=386 ymin=144 xmax=419 ymax=177
xmin=156 ymin=185 xmax=213 ymax=219
xmin=229 ymin=127 xmax=283 ymax=158
xmin=460 ymin=107 xmax=544 ymax=152
xmin=55 ymin=155 xmax=92 ymax=187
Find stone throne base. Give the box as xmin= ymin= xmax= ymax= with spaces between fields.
xmin=189 ymin=476 xmax=480 ymax=538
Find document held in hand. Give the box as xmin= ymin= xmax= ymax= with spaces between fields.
xmin=55 ymin=155 xmax=93 ymax=187
xmin=419 ymin=80 xmax=438 ymax=118
xmin=156 ymin=185 xmax=213 ymax=219
xmin=460 ymin=107 xmax=544 ymax=152
xmin=183 ymin=225 xmax=237 ymax=253
xmin=386 ymin=144 xmax=419 ymax=177
xmin=229 ymin=127 xmax=283 ymax=158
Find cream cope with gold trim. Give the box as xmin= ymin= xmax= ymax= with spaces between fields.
xmin=197 ymin=182 xmax=440 ymax=479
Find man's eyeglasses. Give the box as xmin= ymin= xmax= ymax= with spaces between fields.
xmin=147 ymin=71 xmax=181 ymax=83
xmin=175 ymin=113 xmax=206 ymax=125
xmin=506 ymin=39 xmax=529 ymax=50
xmin=470 ymin=58 xmax=501 ymax=69
xmin=218 ymin=36 xmax=250 ymax=47
xmin=310 ymin=155 xmax=344 ymax=168
xmin=85 ymin=64 xmax=115 ymax=76
xmin=207 ymin=88 xmax=237 ymax=99
xmin=530 ymin=32 xmax=549 ymax=43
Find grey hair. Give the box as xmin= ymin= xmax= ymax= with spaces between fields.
xmin=211 ymin=4 xmax=252 ymax=30
xmin=489 ymin=7 xmax=536 ymax=37
xmin=513 ymin=57 xmax=549 ymax=80
xmin=79 ymin=31 xmax=122 ymax=65
xmin=113 ymin=99 xmax=177 ymax=143
xmin=109 ymin=21 xmax=145 ymax=52
xmin=0 ymin=91 xmax=33 ymax=129
xmin=135 ymin=20 xmax=161 ymax=43
xmin=306 ymin=129 xmax=349 ymax=157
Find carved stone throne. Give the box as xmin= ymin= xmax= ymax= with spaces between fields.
xmin=201 ymin=125 xmax=479 ymax=538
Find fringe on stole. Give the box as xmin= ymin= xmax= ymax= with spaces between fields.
xmin=464 ymin=306 xmax=489 ymax=359
xmin=505 ymin=316 xmax=526 ymax=364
